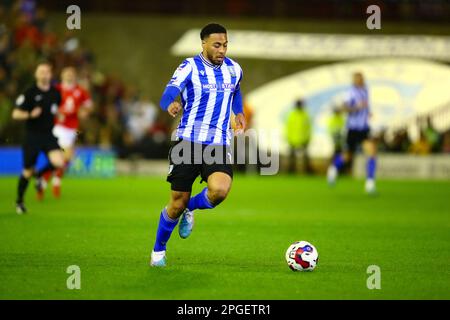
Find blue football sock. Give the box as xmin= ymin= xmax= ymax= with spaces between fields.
xmin=366 ymin=157 xmax=377 ymax=179
xmin=333 ymin=154 xmax=345 ymax=170
xmin=187 ymin=187 xmax=214 ymax=211
xmin=153 ymin=208 xmax=179 ymax=252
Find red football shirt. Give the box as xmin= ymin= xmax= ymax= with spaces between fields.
xmin=55 ymin=84 xmax=92 ymax=129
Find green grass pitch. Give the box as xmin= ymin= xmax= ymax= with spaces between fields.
xmin=0 ymin=175 xmax=449 ymax=299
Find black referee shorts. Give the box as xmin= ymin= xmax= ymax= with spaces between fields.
xmin=345 ymin=129 xmax=370 ymax=154
xmin=22 ymin=133 xmax=61 ymax=169
xmin=166 ymin=139 xmax=233 ymax=193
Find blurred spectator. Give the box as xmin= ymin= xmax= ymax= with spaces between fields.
xmin=409 ymin=130 xmax=431 ymax=155
xmin=0 ymin=90 xmax=13 ymax=137
xmin=14 ymin=12 xmax=41 ymax=49
xmin=285 ymin=99 xmax=312 ymax=174
xmin=34 ymin=7 xmax=48 ymax=32
xmin=17 ymin=0 xmax=36 ymax=21
xmin=422 ymin=117 xmax=441 ymax=153
xmin=124 ymin=93 xmax=157 ymax=144
xmin=120 ymin=93 xmax=170 ymax=159
xmin=327 ymin=106 xmax=345 ymax=153
xmin=373 ymin=128 xmax=389 ymax=152
xmin=0 ymin=65 xmax=7 ymax=90
xmin=388 ymin=128 xmax=411 ymax=153
xmin=442 ymin=130 xmax=450 ymax=153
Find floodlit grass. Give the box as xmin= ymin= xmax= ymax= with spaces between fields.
xmin=0 ymin=175 xmax=449 ymax=299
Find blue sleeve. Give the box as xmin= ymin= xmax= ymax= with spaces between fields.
xmin=232 ymin=86 xmax=243 ymax=115
xmin=160 ymin=86 xmax=181 ymax=111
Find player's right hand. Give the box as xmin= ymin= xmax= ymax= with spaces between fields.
xmin=167 ymin=101 xmax=182 ymax=118
xmin=30 ymin=107 xmax=42 ymax=119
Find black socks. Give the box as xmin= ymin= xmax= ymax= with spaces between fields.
xmin=17 ymin=175 xmax=30 ymax=203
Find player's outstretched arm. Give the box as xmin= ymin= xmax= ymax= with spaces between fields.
xmin=160 ymin=85 xmax=182 ymax=117
xmin=12 ymin=109 xmax=30 ymax=120
xmin=12 ymin=107 xmax=42 ymax=120
xmin=341 ymin=104 xmax=352 ymax=113
xmin=341 ymin=100 xmax=368 ymax=113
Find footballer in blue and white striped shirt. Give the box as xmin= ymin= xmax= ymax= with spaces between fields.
xmin=327 ymin=72 xmax=378 ymax=195
xmin=151 ymin=23 xmax=246 ymax=267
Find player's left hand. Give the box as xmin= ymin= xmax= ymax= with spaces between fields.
xmin=167 ymin=101 xmax=182 ymax=118
xmin=30 ymin=106 xmax=42 ymax=118
xmin=234 ymin=113 xmax=246 ymax=134
xmin=357 ymin=101 xmax=368 ymax=109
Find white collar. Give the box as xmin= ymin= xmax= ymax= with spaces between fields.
xmin=199 ymin=53 xmax=222 ymax=69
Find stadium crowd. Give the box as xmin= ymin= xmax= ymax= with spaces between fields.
xmin=290 ymin=104 xmax=450 ymax=157
xmin=0 ymin=0 xmax=171 ymax=159
xmin=1 ymin=1 xmax=449 ymax=164
xmin=375 ymin=116 xmax=450 ymax=155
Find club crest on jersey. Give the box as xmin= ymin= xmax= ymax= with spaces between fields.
xmin=16 ymin=94 xmax=25 ymax=106
xmin=228 ymin=66 xmax=236 ymax=77
xmin=51 ymin=103 xmax=58 ymax=114
xmin=199 ymin=70 xmax=205 ymax=76
xmin=177 ymin=61 xmax=188 ymax=71
xmin=171 ymin=61 xmax=189 ymax=80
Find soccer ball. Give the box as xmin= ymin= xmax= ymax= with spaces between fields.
xmin=285 ymin=241 xmax=319 ymax=271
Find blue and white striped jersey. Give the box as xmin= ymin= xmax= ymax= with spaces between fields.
xmin=166 ymin=53 xmax=243 ymax=146
xmin=345 ymin=85 xmax=370 ymax=131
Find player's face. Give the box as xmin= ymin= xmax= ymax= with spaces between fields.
xmin=353 ymin=73 xmax=364 ymax=87
xmin=202 ymin=33 xmax=228 ymax=65
xmin=35 ymin=64 xmax=52 ymax=86
xmin=61 ymin=68 xmax=77 ymax=85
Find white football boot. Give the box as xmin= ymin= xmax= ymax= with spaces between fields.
xmin=150 ymin=250 xmax=167 ymax=267
xmin=327 ymin=165 xmax=338 ymax=186
xmin=365 ymin=178 xmax=377 ymax=195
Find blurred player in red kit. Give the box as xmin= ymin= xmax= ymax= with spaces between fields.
xmin=40 ymin=67 xmax=92 ymax=198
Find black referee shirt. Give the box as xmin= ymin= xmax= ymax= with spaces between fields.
xmin=15 ymin=84 xmax=61 ymax=135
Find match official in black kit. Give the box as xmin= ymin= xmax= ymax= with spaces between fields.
xmin=12 ymin=62 xmax=65 ymax=214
